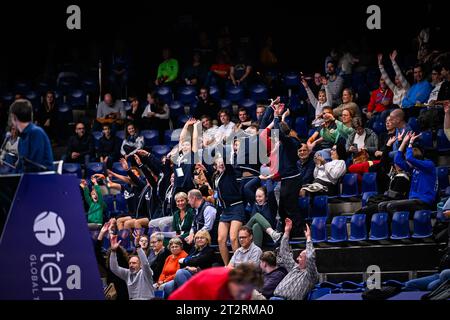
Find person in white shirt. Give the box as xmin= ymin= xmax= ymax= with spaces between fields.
xmin=302 ymin=76 xmax=333 ymax=127
xmin=378 ymin=51 xmax=410 ymax=107
xmin=428 ymin=65 xmax=444 ymax=105
xmin=216 ymin=109 xmax=235 ymax=144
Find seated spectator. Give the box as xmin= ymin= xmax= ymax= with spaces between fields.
xmin=302 ymin=76 xmax=332 ymax=127
xmin=228 ymin=226 xmax=263 ymax=268
xmin=185 ymin=189 xmax=218 ymax=247
xmin=376 ymin=115 xmax=396 ymax=159
xmin=0 ymin=126 xmax=19 ymax=167
xmin=35 ymin=90 xmax=57 ymax=141
xmin=65 ymin=122 xmax=95 ymax=171
xmin=366 ymin=77 xmax=393 ymax=120
xmin=333 ymin=88 xmax=361 ymax=119
xmin=256 ymin=105 xmax=266 ymax=125
xmin=445 ymin=102 xmax=450 ymax=141
xmin=297 ymin=143 xmax=315 ymax=187
xmin=109 ymin=234 xmax=154 ymax=300
xmin=197 ymin=115 xmax=219 ymax=149
xmin=125 ymin=97 xmax=143 ymax=127
xmin=216 ymin=109 xmax=236 ymax=144
xmin=246 ymin=187 xmax=282 ymax=248
xmin=272 ymin=219 xmax=319 ymax=300
xmin=404 ymin=269 xmax=450 ymax=292
xmin=169 ymin=263 xmax=263 ymax=300
xmin=259 ymin=36 xmax=279 ymax=87
xmin=235 ymin=107 xmax=252 ymax=131
xmin=147 ymin=232 xmax=170 ymax=282
xmin=390 ymin=108 xmax=413 ymax=157
xmin=80 ymin=177 xmax=105 ymax=230
xmin=379 ymin=131 xmax=437 ymax=216
xmin=427 ymin=64 xmax=444 ymax=105
xmin=130 ymin=232 xmax=151 ymax=257
xmin=155 ymin=48 xmax=179 ymax=86
xmin=230 ymin=49 xmax=253 ymax=88
xmin=300 ymin=144 xmax=347 ymax=197
xmin=193 ymin=87 xmax=220 ymax=121
xmin=418 ymin=64 xmax=445 ymax=131
xmin=170 ymin=192 xmax=195 ymax=240
xmin=181 ymin=51 xmax=208 ymax=87
xmin=346 ymin=117 xmax=379 ymax=159
xmin=258 ymin=251 xmax=288 ymax=299
xmin=97 ymin=124 xmax=121 ymax=170
xmin=141 ymin=92 xmax=170 ymax=140
xmin=401 ymin=64 xmax=432 ymax=111
xmin=163 ymin=230 xmax=216 ymax=297
xmin=120 ymin=122 xmax=144 ymax=159
xmin=378 ymin=51 xmax=410 ymax=107
xmin=156 ymin=237 xmax=188 ymax=291
xmin=324 ymin=60 xmax=344 ymax=105
xmin=205 ymin=52 xmax=231 ymax=94
xmin=338 ymin=49 xmax=359 ymax=76
xmin=95 ymin=93 xmax=126 ymax=132
xmin=437 ymin=60 xmax=450 ymax=103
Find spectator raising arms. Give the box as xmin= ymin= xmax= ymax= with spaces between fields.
xmin=378 ymin=51 xmax=410 ymax=107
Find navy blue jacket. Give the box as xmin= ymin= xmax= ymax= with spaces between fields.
xmin=17 ymin=123 xmax=54 ymax=172
xmin=297 ymin=154 xmax=315 ymax=186
xmin=214 ymin=164 xmax=243 ymax=208
xmin=251 ymin=202 xmax=276 ymax=228
xmin=274 ymin=116 xmax=300 ymax=179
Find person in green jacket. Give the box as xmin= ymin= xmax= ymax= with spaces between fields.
xmin=171 ymin=192 xmax=195 ymax=240
xmin=155 ymin=48 xmax=179 ymax=86
xmin=80 ymin=176 xmax=105 ymax=229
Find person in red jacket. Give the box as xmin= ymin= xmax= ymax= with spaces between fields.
xmin=169 ymin=263 xmax=263 ymax=300
xmin=367 ymin=77 xmax=394 ymax=119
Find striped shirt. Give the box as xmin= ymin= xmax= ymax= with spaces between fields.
xmin=273 ymin=236 xmax=319 ymax=300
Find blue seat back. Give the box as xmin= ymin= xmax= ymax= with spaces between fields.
xmin=329 ymin=216 xmax=348 ymax=242
xmin=311 ymin=195 xmax=329 ymax=218
xmin=349 ymin=214 xmax=367 ymax=241
xmin=361 ymin=172 xmax=377 ymax=193
xmin=311 ymin=217 xmax=327 ymax=243
xmin=369 ymin=212 xmax=389 ymax=240
xmin=391 ymin=211 xmax=410 ymax=239
xmin=412 ymin=210 xmax=432 ymax=238
xmin=341 ymin=173 xmax=359 ymax=197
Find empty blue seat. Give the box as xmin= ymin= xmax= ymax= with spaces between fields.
xmin=36 ymin=81 xmax=51 ymax=95
xmin=412 ymin=210 xmax=432 ymax=238
xmin=82 ymin=78 xmax=98 ymax=94
xmin=156 ymin=86 xmax=173 ymax=104
xmin=390 ymin=211 xmax=410 ymax=240
xmin=298 ymin=197 xmax=310 ymax=220
xmin=371 ymin=121 xmax=386 ymax=135
xmin=249 ymin=84 xmax=268 ymax=102
xmin=311 ymin=217 xmax=327 ymax=243
xmin=284 ymin=72 xmax=299 ymax=87
xmin=437 ymin=129 xmax=450 ymax=152
xmin=437 ymin=166 xmax=449 ymax=191
xmin=86 ymin=162 xmax=104 ymax=178
xmin=369 ymin=212 xmax=389 ymax=240
xmin=341 ymin=174 xmax=359 ymax=197
xmin=1 ymin=93 xmax=14 ymax=106
xmin=57 ymin=103 xmax=74 ymax=124
xmin=115 ymin=130 xmax=125 ymax=141
xmin=226 ymin=85 xmax=244 ymax=102
xmin=361 ymin=172 xmax=377 ymax=193
xmin=407 ymin=117 xmax=420 ymax=133
xmin=348 ymin=214 xmax=367 ymax=241
xmin=420 ymin=130 xmax=433 ymax=150
xmin=168 ymin=100 xmax=184 ymax=117
xmin=220 ymin=99 xmax=232 ymax=112
xmin=177 ymin=86 xmax=197 ymax=105
xmin=62 ymin=163 xmax=82 ymax=178
xmin=15 ymin=81 xmax=31 ymax=93
xmin=311 ymin=195 xmax=329 ymax=218
xmin=25 ymin=91 xmax=40 ymax=110
xmin=112 ymin=162 xmax=127 ymax=176
xmin=68 ymin=89 xmax=87 ymax=108
xmin=152 ymin=145 xmax=171 ymax=159
xmin=177 ymin=115 xmax=190 ymax=128
xmin=209 ymin=85 xmax=221 ymax=101
xmin=92 ymin=131 xmax=102 ymax=149
xmin=118 ymin=229 xmax=133 ymax=252
xmin=361 ymin=191 xmax=377 ymax=207
xmin=308 ymin=288 xmax=331 ymax=300
xmin=141 ymin=130 xmax=159 ymax=147
xmin=294 ymin=117 xmax=308 ymax=138
xmin=328 ymin=216 xmax=348 ymax=243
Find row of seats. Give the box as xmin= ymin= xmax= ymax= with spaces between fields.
xmin=310 ymin=210 xmax=434 ymax=243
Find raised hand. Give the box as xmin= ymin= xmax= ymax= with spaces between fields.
xmin=134 ymin=154 xmax=143 ymax=166
xmin=79 ymin=179 xmax=87 ymax=188
xmin=377 ymin=53 xmax=383 ymax=65
xmin=100 ymin=221 xmax=111 ymax=235
xmin=284 ymin=218 xmax=293 ymax=235
xmin=321 ymin=76 xmax=328 ymax=86
xmin=110 ymin=234 xmax=121 ymax=251
xmin=136 ymin=149 xmax=150 ymax=157
xmin=301 ymin=78 xmax=308 ymax=88
xmin=269 ymin=96 xmax=281 ymax=108
xmin=282 ymin=108 xmax=290 ymax=121
xmin=410 ymin=132 xmax=422 ymax=144
xmin=386 ymin=135 xmax=397 ymax=147
xmin=304 ymin=224 xmax=311 ymax=241
xmin=397 ymin=129 xmax=406 ymax=142
xmin=390 ymin=50 xmax=398 ymax=61
xmin=186 ymin=117 xmax=197 ymax=126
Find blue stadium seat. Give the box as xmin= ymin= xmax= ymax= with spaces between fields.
xmin=36 ymin=81 xmax=51 ymax=95
xmin=311 ymin=195 xmax=329 ymax=218
xmin=58 ymin=78 xmax=77 ymax=95
xmin=177 ymin=115 xmax=190 ymax=128
xmin=152 ymin=145 xmax=171 ymax=159
xmin=168 ymin=100 xmax=184 ymax=118
xmin=294 ymin=117 xmax=308 ymax=138
xmin=249 ymin=84 xmax=268 ymax=102
xmin=15 ymin=81 xmax=31 ymax=94
xmin=82 ymin=78 xmax=98 ymax=94
xmin=165 ymin=129 xmax=181 ymax=147
xmin=361 ymin=191 xmax=377 ymax=207
xmin=283 ymin=72 xmax=299 ymax=87
xmin=328 ymin=216 xmax=348 ymax=243
xmin=308 ymin=288 xmax=331 ymax=300
xmin=115 ymin=130 xmax=125 ymax=141
xmin=240 ymin=99 xmax=256 ymax=119
xmin=1 ymin=93 xmax=14 ymax=106
xmin=437 ymin=129 xmax=450 ymax=152
xmin=62 ymin=163 xmax=82 ymax=178
xmin=118 ymin=229 xmax=133 ymax=252
xmin=369 ymin=212 xmax=389 ymax=240
xmin=86 ymin=162 xmax=104 ymax=178
xmin=412 ymin=210 xmax=432 ymax=238
xmin=141 ymin=130 xmax=159 ymax=147
xmin=156 ymin=86 xmax=173 ymax=104
xmin=209 ymin=85 xmax=221 ymax=101
xmin=407 ymin=117 xmax=420 ymax=133
xmin=371 ymin=121 xmax=386 ymax=135
xmin=341 ymin=174 xmax=359 ymax=197
xmin=348 ymin=214 xmax=367 ymax=241
xmin=57 ymin=103 xmax=74 ymax=124
xmin=177 ymin=86 xmax=197 ymax=105
xmin=298 ymin=197 xmax=310 ymax=220
xmin=92 ymin=131 xmax=102 ymax=149
xmin=220 ymin=99 xmax=232 ymax=112
xmin=361 ymin=172 xmax=377 ymax=193
xmin=68 ymin=89 xmax=87 ymax=108
xmin=390 ymin=211 xmax=410 ymax=240
xmin=311 ymin=217 xmax=327 ymax=243
xmin=25 ymin=91 xmax=40 ymax=111
xmin=54 ymin=90 xmax=64 ymax=105
xmin=420 ymin=130 xmax=433 ymax=150
xmin=226 ymin=85 xmax=244 ymax=102
xmin=437 ymin=166 xmax=449 ymax=191
xmin=112 ymin=162 xmax=127 ymax=176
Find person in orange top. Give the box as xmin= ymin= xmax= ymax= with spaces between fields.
xmin=156 ymin=237 xmax=188 ymax=290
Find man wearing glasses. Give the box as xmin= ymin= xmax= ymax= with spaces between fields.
xmin=227 ymin=226 xmax=262 ymax=268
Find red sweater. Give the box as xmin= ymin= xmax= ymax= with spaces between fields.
xmin=368 ymin=87 xmax=393 ymax=113
xmin=158 ymin=251 xmax=188 ymax=283
xmin=169 ymin=267 xmax=252 ymax=300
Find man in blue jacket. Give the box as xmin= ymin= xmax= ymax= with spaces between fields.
xmin=402 ymin=64 xmax=432 ymax=116
xmin=378 ymin=130 xmax=437 ymax=214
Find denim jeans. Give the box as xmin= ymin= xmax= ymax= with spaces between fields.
xmin=404 ymin=269 xmax=450 ymax=291
xmin=163 ymin=269 xmax=193 ymax=298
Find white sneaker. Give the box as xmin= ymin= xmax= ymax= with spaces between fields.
xmin=271 ymin=230 xmax=282 ymax=242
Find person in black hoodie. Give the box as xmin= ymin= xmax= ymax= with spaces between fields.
xmin=65 ymin=122 xmax=95 ymax=173
xmin=98 ymin=124 xmax=121 ymax=170
xmin=163 ymin=229 xmax=216 ymax=297
xmin=258 ymin=251 xmax=288 ymax=299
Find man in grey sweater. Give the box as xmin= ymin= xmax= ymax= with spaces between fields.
xmin=109 ymin=234 xmax=155 ymax=300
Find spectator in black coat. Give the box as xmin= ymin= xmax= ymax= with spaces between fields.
xmin=98 ymin=124 xmax=121 ymax=170
xmin=65 ymin=122 xmax=95 ymax=172
xmin=258 ymin=251 xmax=288 ymax=299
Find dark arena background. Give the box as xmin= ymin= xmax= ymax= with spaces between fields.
xmin=0 ymin=0 xmax=449 ymax=311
